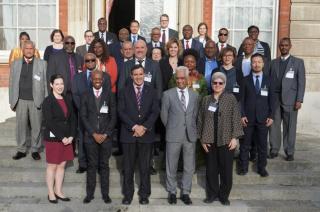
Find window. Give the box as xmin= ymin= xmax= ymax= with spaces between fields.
xmin=213 ymin=0 xmax=278 ymax=58
xmin=0 ymin=0 xmax=58 ymax=62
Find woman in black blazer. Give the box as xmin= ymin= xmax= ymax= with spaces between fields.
xmin=42 ymin=74 xmax=76 ymax=203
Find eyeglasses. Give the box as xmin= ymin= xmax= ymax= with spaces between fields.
xmin=218 ymin=33 xmax=228 ymax=36
xmin=85 ymin=59 xmax=96 ymax=63
xmin=212 ymin=81 xmax=224 ymax=85
xmin=65 ymin=42 xmax=75 ymax=45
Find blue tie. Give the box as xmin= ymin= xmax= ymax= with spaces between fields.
xmin=255 ymin=75 xmax=260 ymax=94
xmin=87 ymin=71 xmax=92 ymax=88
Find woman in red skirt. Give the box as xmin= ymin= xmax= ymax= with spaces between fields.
xmin=42 ymin=74 xmax=76 ymax=203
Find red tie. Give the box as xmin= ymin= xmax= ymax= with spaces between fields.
xmin=136 ymin=86 xmax=142 ymax=110
xmin=95 ymin=90 xmax=100 ymax=98
xmin=162 ymin=30 xmax=166 ymax=44
xmin=186 ymin=40 xmax=190 ymax=49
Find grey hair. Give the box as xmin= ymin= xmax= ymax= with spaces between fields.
xmin=175 ymin=66 xmax=189 ymax=79
xmin=211 ymin=71 xmax=227 ymax=84
xmin=122 ymin=41 xmax=133 ymax=48
xmin=22 ymin=40 xmax=35 ymax=49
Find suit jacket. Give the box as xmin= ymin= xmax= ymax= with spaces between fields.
xmin=197 ymin=57 xmax=219 ymax=76
xmin=129 ymin=34 xmax=146 ymax=43
xmin=159 ymin=57 xmax=183 ymax=91
xmin=118 ymin=58 xmax=163 ymax=98
xmin=168 ymin=28 xmax=179 ymax=39
xmin=161 ymin=88 xmax=199 ymax=143
xmin=270 ymin=56 xmax=306 ymax=109
xmin=235 ymin=56 xmax=271 ymax=78
xmin=238 ymin=40 xmax=271 ymax=62
xmin=109 ymin=41 xmax=122 ymax=65
xmin=80 ymin=87 xmax=116 ymax=137
xmin=240 ymin=72 xmax=275 ymax=124
xmin=75 ymin=44 xmax=88 ymax=58
xmin=118 ymin=83 xmax=160 ymax=143
xmin=94 ymin=31 xmax=118 ymax=45
xmin=146 ymin=41 xmax=165 ymax=58
xmin=9 ymin=58 xmax=48 ymax=110
xmin=47 ymin=51 xmax=84 ymax=93
xmin=181 ymin=38 xmax=204 ymax=58
xmin=71 ymin=71 xmax=112 ymax=110
xmin=42 ymin=93 xmax=76 ymax=141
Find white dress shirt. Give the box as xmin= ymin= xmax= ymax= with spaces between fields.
xmin=176 ymin=87 xmax=189 ymax=108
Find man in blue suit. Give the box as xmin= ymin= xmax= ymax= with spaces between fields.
xmin=238 ymin=53 xmax=275 ymax=177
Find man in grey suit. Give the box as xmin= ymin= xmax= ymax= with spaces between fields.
xmin=269 ymin=37 xmax=306 ymax=161
xmin=9 ymin=40 xmax=48 ymax=160
xmin=161 ymin=66 xmax=199 ymax=205
xmin=76 ymin=30 xmax=94 ymax=58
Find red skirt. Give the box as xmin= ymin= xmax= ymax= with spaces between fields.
xmin=45 ymin=140 xmax=74 ymax=164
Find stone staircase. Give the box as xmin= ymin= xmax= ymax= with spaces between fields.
xmin=0 ymin=118 xmax=320 ymax=211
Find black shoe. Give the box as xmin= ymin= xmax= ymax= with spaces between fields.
xmin=237 ymin=168 xmax=248 ymax=176
xmin=269 ymin=152 xmax=278 ymax=159
xmin=83 ymin=196 xmax=93 ymax=204
xmin=122 ymin=197 xmax=131 ymax=205
xmin=249 ymin=156 xmax=257 ymax=162
xmin=55 ymin=194 xmax=70 ymax=201
xmin=76 ymin=167 xmax=87 ymax=174
xmin=31 ymin=152 xmax=41 ymax=160
xmin=112 ymin=150 xmax=123 ymax=156
xmin=103 ymin=195 xmax=112 ymax=204
xmin=48 ymin=195 xmax=58 ymax=204
xmin=168 ymin=194 xmax=177 ymax=204
xmin=285 ymin=155 xmax=294 ymax=161
xmin=203 ymin=196 xmax=217 ymax=204
xmin=258 ymin=169 xmax=269 ymax=177
xmin=139 ymin=197 xmax=149 ymax=205
xmin=220 ymin=199 xmax=230 ymax=206
xmin=12 ymin=152 xmax=26 ymax=160
xmin=181 ymin=194 xmax=192 ymax=205
xmin=150 ymin=166 xmax=157 ymax=175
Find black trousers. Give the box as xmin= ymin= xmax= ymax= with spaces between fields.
xmin=122 ymin=142 xmax=152 ymax=200
xmin=84 ymin=138 xmax=112 ymax=199
xmin=206 ymin=144 xmax=234 ymax=201
xmin=240 ymin=123 xmax=268 ymax=171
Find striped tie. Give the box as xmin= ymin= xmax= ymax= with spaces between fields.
xmin=180 ymin=90 xmax=186 ymax=111
xmin=136 ymin=86 xmax=142 ymax=110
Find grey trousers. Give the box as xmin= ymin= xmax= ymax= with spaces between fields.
xmin=269 ymin=104 xmax=298 ymax=155
xmin=15 ymin=99 xmax=42 ymax=153
xmin=166 ymin=140 xmax=195 ymax=195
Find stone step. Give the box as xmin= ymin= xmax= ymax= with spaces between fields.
xmin=0 ymin=182 xmax=320 ymax=202
xmin=0 ymin=167 xmax=319 ymax=186
xmin=0 ymin=197 xmax=319 ymax=212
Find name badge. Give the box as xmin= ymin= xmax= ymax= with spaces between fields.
xmin=208 ymin=102 xmax=218 ymax=112
xmin=33 ymin=74 xmax=40 ymax=81
xmin=286 ymin=69 xmax=294 ymax=79
xmin=107 ymin=40 xmax=113 ymax=45
xmin=261 ymin=87 xmax=268 ymax=96
xmin=233 ymin=87 xmax=239 ymax=93
xmin=49 ymin=131 xmax=55 ymax=138
xmin=144 ymin=73 xmax=152 ymax=82
xmin=192 ymin=83 xmax=200 ymax=89
xmin=100 ymin=102 xmax=109 ymax=114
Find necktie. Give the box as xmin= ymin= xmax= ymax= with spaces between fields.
xmin=136 ymin=86 xmax=142 ymax=110
xmin=138 ymin=59 xmax=144 ymax=66
xmin=133 ymin=35 xmax=137 ymax=44
xmin=180 ymin=90 xmax=186 ymax=111
xmin=221 ymin=43 xmax=224 ymax=49
xmin=162 ymin=30 xmax=166 ymax=44
xmin=101 ymin=32 xmax=104 ymax=42
xmin=87 ymin=71 xmax=92 ymax=87
xmin=255 ymin=75 xmax=260 ymax=94
xmin=154 ymin=43 xmax=158 ymax=47
xmin=95 ymin=90 xmax=100 ymax=98
xmin=68 ymin=55 xmax=75 ymax=82
xmin=186 ymin=40 xmax=190 ymax=49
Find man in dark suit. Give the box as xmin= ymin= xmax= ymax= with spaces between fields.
xmin=238 ymin=53 xmax=275 ymax=177
xmin=216 ymin=28 xmax=236 ymax=59
xmin=93 ymin=17 xmax=118 ymax=45
xmin=47 ymin=35 xmax=83 ymax=95
xmin=129 ymin=20 xmax=146 ymax=44
xmin=76 ymin=30 xmax=94 ymax=58
xmin=147 ymin=27 xmax=165 ymax=58
xmin=118 ymin=65 xmax=160 ymax=205
xmin=117 ymin=40 xmax=163 ymax=99
xmin=109 ymin=28 xmax=130 ymax=65
xmin=72 ymin=53 xmax=111 ymax=173
xmin=80 ymin=70 xmax=116 ymax=204
xmin=269 ymin=37 xmax=306 ymax=161
xmin=238 ymin=25 xmax=271 ymax=62
xmin=160 ymin=14 xmax=179 ymax=44
xmin=181 ymin=25 xmax=204 ymax=58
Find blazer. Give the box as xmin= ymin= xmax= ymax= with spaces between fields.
xmin=159 ymin=57 xmax=183 ymax=91
xmin=270 ymin=56 xmax=306 ymax=109
xmin=72 ymin=71 xmax=112 ymax=110
xmin=93 ymin=31 xmax=118 ymax=45
xmin=118 ymin=83 xmax=160 ymax=143
xmin=240 ymin=72 xmax=275 ymax=124
xmin=109 ymin=41 xmax=122 ymax=65
xmin=117 ymin=58 xmax=163 ymax=98
xmin=75 ymin=44 xmax=88 ymax=59
xmin=9 ymin=58 xmax=48 ymax=110
xmin=238 ymin=40 xmax=271 ymax=62
xmin=197 ymin=57 xmax=219 ymax=76
xmin=80 ymin=87 xmax=117 ymax=137
xmin=161 ymin=88 xmax=199 ymax=143
xmin=180 ymin=38 xmax=204 ymax=58
xmin=42 ymin=93 xmax=76 ymax=141
xmin=129 ymin=34 xmax=146 ymax=43
xmin=168 ymin=28 xmax=179 ymax=39
xmin=197 ymin=93 xmax=243 ymax=147
xmin=147 ymin=41 xmax=165 ymax=58
xmin=47 ymin=51 xmax=84 ymax=93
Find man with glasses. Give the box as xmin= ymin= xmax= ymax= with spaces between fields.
xmin=160 ymin=14 xmax=178 ymax=44
xmin=76 ymin=30 xmax=94 ymax=58
xmin=216 ymin=28 xmax=236 ymax=59
xmin=94 ymin=17 xmax=118 ymax=45
xmin=147 ymin=27 xmax=165 ymax=58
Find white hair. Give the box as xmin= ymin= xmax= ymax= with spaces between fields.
xmin=175 ymin=66 xmax=189 ymax=79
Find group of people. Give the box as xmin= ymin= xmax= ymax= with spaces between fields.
xmin=8 ymin=13 xmax=306 ymax=206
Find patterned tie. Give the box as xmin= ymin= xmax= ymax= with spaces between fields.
xmin=180 ymin=90 xmax=186 ymax=111
xmin=138 ymin=59 xmax=144 ymax=66
xmin=186 ymin=40 xmax=190 ymax=49
xmin=95 ymin=90 xmax=100 ymax=98
xmin=101 ymin=32 xmax=104 ymax=42
xmin=162 ymin=30 xmax=166 ymax=44
xmin=136 ymin=86 xmax=142 ymax=110
xmin=68 ymin=55 xmax=75 ymax=82
xmin=255 ymin=75 xmax=260 ymax=94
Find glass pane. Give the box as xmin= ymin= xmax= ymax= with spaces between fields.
xmin=0 ymin=4 xmax=17 ymax=27
xmin=258 ymin=31 xmax=272 ymax=46
xmin=38 ymin=5 xmax=56 ymax=27
xmin=0 ymin=0 xmax=17 ymax=3
xmin=215 ymin=0 xmax=234 ymax=6
xmin=18 ymin=0 xmax=37 ymax=3
xmin=253 ymin=7 xmax=273 ymax=30
xmin=215 ymin=7 xmax=233 ymax=29
xmin=38 ymin=28 xmax=52 ymax=50
xmin=233 ymin=30 xmax=248 ymax=50
xmin=18 ymin=5 xmax=36 ymax=27
xmin=39 ymin=0 xmax=56 ymax=3
xmin=0 ymin=29 xmax=17 ymax=50
xmin=234 ymin=7 xmax=253 ymax=30
xmin=254 ymin=0 xmax=274 ymax=7
xmin=235 ymin=0 xmax=253 ymax=7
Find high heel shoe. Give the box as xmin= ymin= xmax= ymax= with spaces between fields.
xmin=48 ymin=195 xmax=58 ymax=204
xmin=55 ymin=193 xmax=71 ymax=201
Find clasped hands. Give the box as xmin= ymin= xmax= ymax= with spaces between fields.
xmin=132 ymin=125 xmax=147 ymax=137
xmin=241 ymin=117 xmax=273 ymax=127
xmin=93 ymin=133 xmax=107 ymax=144
xmin=62 ymin=137 xmax=73 ymax=145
